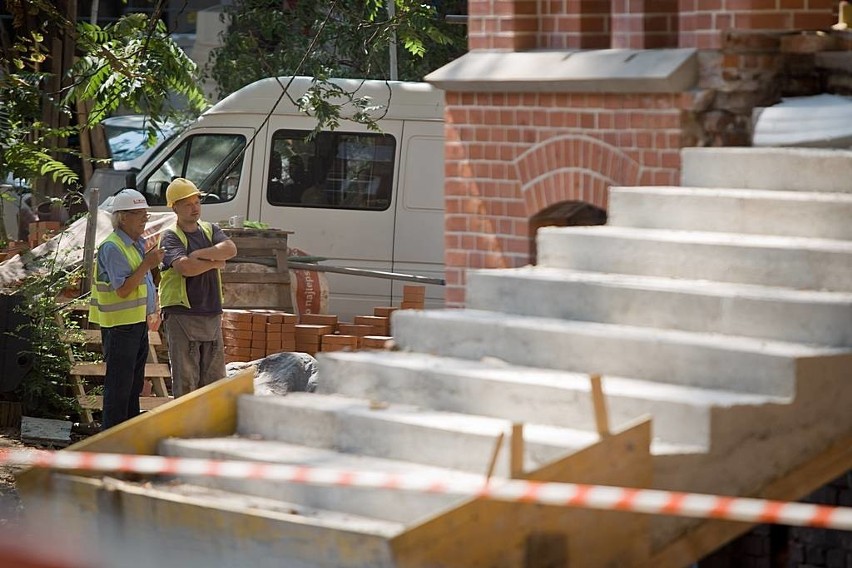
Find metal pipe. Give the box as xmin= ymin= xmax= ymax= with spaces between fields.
xmin=289 ymin=261 xmax=445 ymax=285
xmin=227 ymin=255 xmax=445 ymax=285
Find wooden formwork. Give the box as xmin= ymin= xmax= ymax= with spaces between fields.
xmin=392 ymin=420 xmax=653 ymax=568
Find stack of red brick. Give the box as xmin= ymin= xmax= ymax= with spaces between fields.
xmin=221 ymin=285 xmax=428 ymax=362
xmin=222 ymin=309 xmax=297 ymax=364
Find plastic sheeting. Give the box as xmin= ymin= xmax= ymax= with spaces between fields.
xmin=0 ymin=211 xmax=177 ymax=289
xmin=752 ymin=93 xmax=852 ymax=148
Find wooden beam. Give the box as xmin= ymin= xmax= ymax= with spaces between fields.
xmin=651 ymin=431 xmax=852 ymax=567
xmin=485 ymin=432 xmax=504 ymax=482
xmin=78 ymin=395 xmax=173 ymax=411
xmin=71 ymin=362 xmax=171 ymax=377
xmin=510 ymin=423 xmax=524 ymax=478
xmin=590 ymin=374 xmax=610 ymax=437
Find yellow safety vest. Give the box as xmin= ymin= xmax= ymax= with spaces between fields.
xmin=158 ymin=221 xmax=224 ymax=309
xmin=88 ymin=232 xmax=148 ymax=327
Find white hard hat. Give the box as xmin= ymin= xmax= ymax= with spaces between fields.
xmin=111 ymin=188 xmax=149 ymax=211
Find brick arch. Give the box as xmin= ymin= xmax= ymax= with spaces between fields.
xmin=514 ymin=135 xmax=642 ymax=215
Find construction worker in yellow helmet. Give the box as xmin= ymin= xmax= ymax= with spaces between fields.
xmin=158 ymin=178 xmax=237 ymax=397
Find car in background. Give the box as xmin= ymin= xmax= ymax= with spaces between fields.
xmin=85 ymin=115 xmax=181 ymax=204
xmin=102 ymin=115 xmax=179 ymax=171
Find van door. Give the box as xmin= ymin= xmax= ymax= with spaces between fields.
xmin=258 ymin=120 xmax=404 ymax=319
xmin=139 ymin=126 xmax=256 ymax=223
xmin=391 ymin=121 xmax=445 ymax=308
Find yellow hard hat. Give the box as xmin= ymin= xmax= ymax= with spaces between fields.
xmin=166 ymin=177 xmax=201 ymax=207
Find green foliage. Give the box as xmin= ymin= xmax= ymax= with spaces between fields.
xmin=0 ymin=4 xmax=208 ymax=189
xmin=11 ymin=239 xmax=85 ymax=420
xmin=68 ymin=14 xmax=209 ymax=128
xmin=207 ymin=0 xmax=467 ymax=99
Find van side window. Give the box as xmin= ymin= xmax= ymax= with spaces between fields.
xmin=267 ymin=129 xmax=395 ymax=211
xmin=140 ymin=133 xmax=246 ymax=205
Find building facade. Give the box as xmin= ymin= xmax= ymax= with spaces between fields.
xmin=427 ymin=0 xmax=849 ymax=309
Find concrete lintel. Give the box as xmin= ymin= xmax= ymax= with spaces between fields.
xmin=425 ymin=48 xmax=698 ymax=94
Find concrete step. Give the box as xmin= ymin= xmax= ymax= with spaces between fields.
xmin=316 ymin=350 xmax=787 ymax=448
xmin=101 ymin=481 xmax=401 ymax=568
xmin=681 ymin=147 xmax=852 ymax=193
xmin=608 ymin=186 xmax=852 ymax=241
xmin=150 ymin=482 xmax=404 ymax=535
xmin=237 ymin=392 xmax=601 ymax=476
xmin=158 ymin=436 xmax=479 ymax=525
xmin=388 ymin=309 xmax=849 ymax=397
xmin=536 ymin=225 xmax=852 ymax=292
xmin=466 ymin=267 xmax=852 ymax=347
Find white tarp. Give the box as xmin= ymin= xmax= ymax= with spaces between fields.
xmin=0 ymin=211 xmax=177 ymax=289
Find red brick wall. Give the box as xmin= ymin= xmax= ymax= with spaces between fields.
xmin=612 ymin=0 xmax=680 ymax=49
xmin=443 ymin=92 xmax=687 ymax=307
xmin=679 ymin=0 xmax=836 ymax=49
xmin=468 ymin=1 xmax=836 ymax=51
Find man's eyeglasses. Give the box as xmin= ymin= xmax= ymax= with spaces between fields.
xmin=123 ymin=210 xmax=150 ymax=219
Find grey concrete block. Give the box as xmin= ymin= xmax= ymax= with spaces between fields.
xmin=466 ymin=267 xmax=852 ymax=346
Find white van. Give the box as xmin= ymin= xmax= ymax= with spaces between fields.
xmin=122 ymin=76 xmax=446 ymax=321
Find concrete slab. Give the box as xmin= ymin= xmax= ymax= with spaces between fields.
xmin=20 ymin=416 xmax=72 ymax=447
xmin=425 ymin=48 xmax=697 ymax=93
xmin=466 ymin=266 xmax=852 ymax=346
xmin=316 ymin=350 xmax=787 ymax=448
xmin=158 ymin=437 xmax=479 ymax=524
xmin=536 ymin=225 xmax=852 ymax=292
xmin=237 ymin=393 xmax=599 ymax=475
xmin=389 ymin=309 xmax=847 ymax=396
xmin=609 ymin=186 xmax=852 ymax=241
xmin=681 ymin=147 xmax=852 ymax=193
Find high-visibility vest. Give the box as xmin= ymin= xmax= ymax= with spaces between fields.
xmin=88 ymin=232 xmax=148 ymax=327
xmin=158 ymin=221 xmax=224 ymax=309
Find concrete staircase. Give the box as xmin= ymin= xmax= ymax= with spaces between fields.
xmin=18 ymin=147 xmax=852 ymax=567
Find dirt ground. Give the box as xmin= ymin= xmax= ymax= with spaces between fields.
xmin=0 ymin=428 xmax=29 ymax=532
xmin=0 ymin=427 xmax=90 ymax=533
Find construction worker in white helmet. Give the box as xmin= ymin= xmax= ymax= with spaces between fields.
xmin=89 ymin=188 xmax=165 ymax=430
xmin=158 ymin=178 xmax=237 ymax=397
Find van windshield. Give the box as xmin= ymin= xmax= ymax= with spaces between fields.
xmin=266 ymin=129 xmax=396 ymax=211
xmin=139 ymin=133 xmax=246 ymax=206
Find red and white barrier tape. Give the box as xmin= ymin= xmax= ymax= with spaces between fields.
xmin=4 ymin=448 xmax=851 ymax=530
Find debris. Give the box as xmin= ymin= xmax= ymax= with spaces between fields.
xmin=20 ymin=416 xmax=72 ymax=447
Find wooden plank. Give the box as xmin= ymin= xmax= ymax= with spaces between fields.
xmin=61 ymin=365 xmax=256 ymax=456
xmin=149 ymin=377 xmax=169 ymax=397
xmin=66 ymin=329 xmax=162 ymax=346
xmin=590 ymin=374 xmax=611 ymax=437
xmin=510 ymin=423 xmax=524 ymax=478
xmin=226 ymin=236 xmax=291 ymax=249
xmin=0 ymin=401 xmax=22 ymax=428
xmin=393 ymin=420 xmax=653 ymax=568
xmin=485 ymin=432 xmax=504 ymax=481
xmin=651 ymin=431 xmax=852 ymax=568
xmin=72 ymin=362 xmax=171 ymax=377
xmin=78 ymin=395 xmax=174 ymax=411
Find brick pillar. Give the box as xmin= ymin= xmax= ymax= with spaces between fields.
xmin=612 ymin=0 xmax=679 ymax=49
xmin=539 ymin=0 xmax=611 ymax=48
xmin=443 ymin=91 xmax=687 ymax=309
xmin=467 ymin=0 xmax=538 ymax=50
